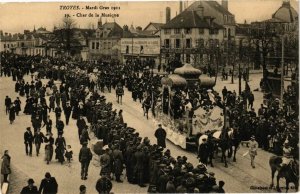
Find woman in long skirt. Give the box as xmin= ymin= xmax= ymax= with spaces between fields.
xmin=55 ymin=134 xmax=66 ymax=164
xmin=45 ymin=133 xmax=54 ymax=164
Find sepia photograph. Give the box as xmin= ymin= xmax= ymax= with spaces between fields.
xmin=0 ymin=0 xmax=299 ymax=193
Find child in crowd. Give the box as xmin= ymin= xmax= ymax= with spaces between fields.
xmin=65 ymin=145 xmax=73 ymax=166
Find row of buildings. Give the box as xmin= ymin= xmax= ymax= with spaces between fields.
xmin=1 ymin=0 xmax=298 ymax=68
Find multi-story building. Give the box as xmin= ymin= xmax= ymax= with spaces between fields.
xmin=0 ymin=31 xmax=18 ymax=53
xmin=88 ymin=18 xmax=123 ymax=61
xmin=120 ymin=25 xmax=160 ymax=64
xmin=186 ymin=0 xmax=236 ymax=41
xmin=160 ymin=7 xmax=224 ymax=67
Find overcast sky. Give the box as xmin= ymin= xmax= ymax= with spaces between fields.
xmin=0 ymin=0 xmax=298 ymax=34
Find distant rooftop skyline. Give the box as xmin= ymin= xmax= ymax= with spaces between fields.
xmin=0 ymin=0 xmax=298 ymax=34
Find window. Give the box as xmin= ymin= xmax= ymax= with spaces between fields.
xmin=224 ymin=29 xmax=227 ymax=38
xmin=175 ymin=39 xmax=181 ymax=48
xmin=186 ymin=39 xmax=191 ymax=48
xmin=96 ymin=32 xmax=100 ymax=38
xmin=96 ymin=42 xmax=100 ymax=49
xmin=7 ymin=44 xmax=10 ymax=48
xmin=196 ymin=39 xmax=205 ymax=47
xmin=165 ymin=39 xmax=170 ymax=48
xmin=174 ymin=29 xmax=181 ymax=34
xmin=215 ymin=39 xmax=219 ymax=47
xmin=199 ymin=29 xmax=204 ymax=34
xmin=214 ymin=29 xmax=219 ymax=35
xmin=224 ymin=15 xmax=228 ymax=23
xmin=21 ymin=42 xmax=24 ymax=47
xmin=209 ymin=39 xmax=214 ymax=48
xmin=186 ymin=54 xmax=190 ymax=63
xmin=164 ymin=29 xmax=171 ymax=34
xmin=92 ymin=42 xmax=95 ymax=49
xmin=4 ymin=44 xmax=6 ymax=48
xmin=126 ymin=45 xmax=129 ymax=54
xmin=185 ymin=28 xmax=191 ymax=34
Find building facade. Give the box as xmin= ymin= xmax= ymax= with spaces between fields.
xmin=88 ymin=18 xmax=123 ymax=61
xmin=160 ymin=9 xmax=224 ymax=68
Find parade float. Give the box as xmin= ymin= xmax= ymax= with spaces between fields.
xmin=154 ymin=63 xmax=224 ymax=150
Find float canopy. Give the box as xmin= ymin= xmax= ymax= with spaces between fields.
xmin=174 ymin=63 xmax=202 ymax=76
xmin=161 ymin=74 xmax=187 ymax=88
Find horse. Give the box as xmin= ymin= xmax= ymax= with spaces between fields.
xmin=116 ymin=87 xmax=124 ymax=105
xmin=142 ymin=96 xmax=151 ymax=119
xmin=269 ymin=156 xmax=299 ymax=192
xmin=198 ymin=128 xmax=238 ymax=168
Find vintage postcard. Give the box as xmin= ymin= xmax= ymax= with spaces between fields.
xmin=0 ymin=0 xmax=299 ymax=193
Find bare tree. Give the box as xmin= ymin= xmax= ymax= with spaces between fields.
xmin=62 ymin=17 xmax=76 ymax=29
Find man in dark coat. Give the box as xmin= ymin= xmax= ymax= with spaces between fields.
xmin=33 ymin=129 xmax=45 ymax=156
xmin=9 ymin=104 xmax=16 ymax=124
xmin=54 ymin=106 xmax=62 ymax=123
xmin=134 ymin=145 xmax=146 ymax=187
xmin=100 ymin=148 xmax=111 ymax=178
xmin=198 ymin=138 xmax=209 ymax=165
xmin=79 ymin=142 xmax=93 ymax=180
xmin=64 ymin=102 xmax=72 ymax=125
xmin=77 ymin=115 xmax=87 ymax=140
xmin=154 ymin=124 xmax=167 ymax=148
xmin=112 ymin=145 xmax=124 ymax=182
xmin=24 ymin=127 xmax=34 ymax=156
xmin=5 ymin=96 xmax=11 ymax=115
xmin=21 ymin=178 xmax=38 ymax=194
xmin=56 ymin=117 xmax=64 ymax=135
xmin=38 ymin=172 xmax=58 ymax=194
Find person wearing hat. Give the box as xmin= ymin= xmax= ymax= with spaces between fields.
xmin=64 ymin=101 xmax=72 ymax=125
xmin=249 ymin=135 xmax=258 ymax=168
xmin=79 ymin=142 xmax=93 ymax=180
xmin=21 ymin=178 xmax=38 ymax=194
xmin=38 ymin=172 xmax=58 ymax=194
xmin=79 ymin=185 xmax=86 ymax=194
xmin=95 ymin=174 xmax=113 ymax=194
xmin=24 ymin=127 xmax=34 ymax=156
xmin=100 ymin=148 xmax=112 ymax=179
xmin=155 ymin=124 xmax=167 ymax=148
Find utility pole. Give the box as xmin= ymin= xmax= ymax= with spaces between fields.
xmin=280 ymin=36 xmax=284 ymax=106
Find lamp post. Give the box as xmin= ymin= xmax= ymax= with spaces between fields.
xmin=181 ymin=31 xmax=185 ymax=64
xmin=280 ymin=35 xmax=285 ymax=106
xmin=214 ymin=44 xmax=220 ymax=84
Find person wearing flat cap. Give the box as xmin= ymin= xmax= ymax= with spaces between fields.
xmin=249 ymin=135 xmax=258 ymax=168
xmin=21 ymin=178 xmax=38 ymax=194
xmin=79 ymin=142 xmax=93 ymax=180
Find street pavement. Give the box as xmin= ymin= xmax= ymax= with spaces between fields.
xmin=0 ymin=74 xmax=293 ymax=193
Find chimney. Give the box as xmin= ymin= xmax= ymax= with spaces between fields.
xmin=166 ymin=7 xmax=171 ymax=23
xmin=5 ymin=32 xmax=8 ymax=36
xmin=222 ymin=0 xmax=228 ymax=11
xmin=179 ymin=1 xmax=183 ymax=13
xmin=123 ymin=25 xmax=129 ymax=31
xmin=198 ymin=4 xmax=204 ymax=19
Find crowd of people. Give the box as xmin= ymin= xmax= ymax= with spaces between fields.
xmin=1 ymin=50 xmax=298 ymax=192
xmin=1 ymin=52 xmax=226 ymax=193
